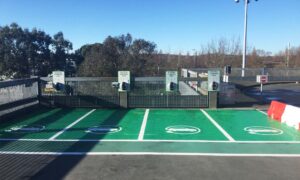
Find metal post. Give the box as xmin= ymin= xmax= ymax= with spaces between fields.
xmin=192 ymin=49 xmax=196 ymax=68
xmin=236 ymin=0 xmax=258 ymax=76
xmin=37 ymin=76 xmax=42 ymax=105
xmin=287 ymin=42 xmax=290 ymax=68
xmin=242 ymin=0 xmax=248 ymax=77
xmin=119 ymin=91 xmax=128 ymax=108
xmin=208 ymin=91 xmax=218 ymax=109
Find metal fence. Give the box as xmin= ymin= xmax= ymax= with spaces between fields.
xmin=185 ymin=68 xmax=300 ymax=82
xmin=230 ymin=68 xmax=300 ymax=82
xmin=130 ymin=77 xmax=167 ymax=96
xmin=128 ymin=77 xmax=208 ymax=108
xmin=39 ymin=77 xmax=119 ymax=108
xmin=128 ymin=95 xmax=207 ymax=108
xmin=5 ymin=68 xmax=298 ymax=110
xmin=39 ymin=76 xmax=208 ymax=108
xmin=40 ymin=95 xmax=120 ymax=108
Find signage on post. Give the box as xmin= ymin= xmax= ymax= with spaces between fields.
xmin=166 ymin=71 xmax=178 ymax=92
xmin=256 ymin=75 xmax=268 ymax=93
xmin=118 ymin=71 xmax=130 ymax=91
xmin=52 ymin=71 xmax=65 ymax=91
xmin=52 ymin=71 xmax=65 ymax=85
xmin=208 ymin=70 xmax=220 ymax=91
xmin=257 ymin=75 xmax=268 ymax=84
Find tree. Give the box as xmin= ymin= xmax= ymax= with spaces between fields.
xmin=127 ymin=39 xmax=156 ymax=76
xmin=102 ymin=34 xmax=130 ymax=76
xmin=25 ymin=28 xmax=52 ymax=76
xmin=51 ymin=32 xmax=73 ymax=75
xmin=0 ymin=23 xmax=29 ymax=78
xmin=0 ymin=23 xmax=55 ymax=78
xmin=77 ymin=43 xmax=105 ymax=76
xmin=77 ymin=34 xmax=156 ymax=77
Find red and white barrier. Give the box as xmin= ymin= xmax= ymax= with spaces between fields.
xmin=282 ymin=105 xmax=300 ymax=130
xmin=267 ymin=101 xmax=286 ymax=122
xmin=268 ymin=101 xmax=300 ymax=131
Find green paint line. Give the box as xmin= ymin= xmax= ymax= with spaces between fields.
xmin=201 ymin=109 xmax=235 ymax=141
xmin=144 ymin=109 xmax=228 ymax=140
xmin=3 ymin=108 xmax=300 ymax=155
xmin=0 ymin=108 xmax=92 ymax=139
xmin=2 ymin=141 xmax=300 ymax=154
xmin=206 ymin=109 xmax=300 ymax=141
xmin=49 ymin=109 xmax=96 ymax=140
xmin=56 ymin=109 xmax=145 ymax=140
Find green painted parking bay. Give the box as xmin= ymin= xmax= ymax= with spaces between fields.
xmin=206 ymin=110 xmax=300 ymax=141
xmin=143 ymin=109 xmax=228 ymax=140
xmin=0 ymin=108 xmax=91 ymax=139
xmin=57 ymin=109 xmax=145 ymax=140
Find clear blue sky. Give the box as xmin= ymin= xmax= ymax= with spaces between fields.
xmin=0 ymin=0 xmax=299 ymax=54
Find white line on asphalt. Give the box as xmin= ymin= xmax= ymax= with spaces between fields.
xmin=2 ymin=138 xmax=300 ymax=144
xmin=48 ymin=109 xmax=96 ymax=140
xmin=2 ymin=151 xmax=300 ymax=157
xmin=200 ymin=109 xmax=235 ymax=142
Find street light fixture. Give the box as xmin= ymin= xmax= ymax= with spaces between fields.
xmin=235 ymin=0 xmax=258 ymax=77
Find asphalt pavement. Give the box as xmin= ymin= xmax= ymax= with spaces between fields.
xmin=245 ymin=83 xmax=300 ymax=106
xmin=1 ymin=155 xmax=300 ymax=180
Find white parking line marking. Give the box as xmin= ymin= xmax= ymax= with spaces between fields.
xmin=1 ymin=138 xmax=300 ymax=144
xmin=201 ymin=109 xmax=235 ymax=142
xmin=256 ymin=109 xmax=268 ymax=115
xmin=1 ymin=151 xmax=300 ymax=157
xmin=138 ymin=109 xmax=149 ymax=141
xmin=49 ymin=109 xmax=96 ymax=140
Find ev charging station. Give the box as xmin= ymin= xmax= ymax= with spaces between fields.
xmin=166 ymin=71 xmax=178 ymax=92
xmin=52 ymin=71 xmax=65 ymax=91
xmin=208 ymin=70 xmax=220 ymax=108
xmin=208 ymin=70 xmax=220 ymax=92
xmin=118 ymin=71 xmax=130 ymax=108
xmin=118 ymin=71 xmax=130 ymax=92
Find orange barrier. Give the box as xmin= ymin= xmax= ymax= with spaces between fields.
xmin=267 ymin=101 xmax=287 ymax=122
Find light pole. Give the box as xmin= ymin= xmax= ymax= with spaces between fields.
xmin=192 ymin=49 xmax=197 ymax=68
xmin=235 ymin=0 xmax=258 ymax=77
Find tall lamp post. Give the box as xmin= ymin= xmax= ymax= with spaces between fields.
xmin=192 ymin=49 xmax=197 ymax=68
xmin=235 ymin=0 xmax=258 ymax=77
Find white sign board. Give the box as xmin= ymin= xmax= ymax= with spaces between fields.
xmin=223 ymin=75 xmax=229 ymax=83
xmin=181 ymin=69 xmax=188 ymax=77
xmin=118 ymin=71 xmax=130 ymax=91
xmin=208 ymin=70 xmax=220 ymax=91
xmin=166 ymin=71 xmax=178 ymax=91
xmin=256 ymin=75 xmax=268 ymax=84
xmin=52 ymin=71 xmax=65 ymax=85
